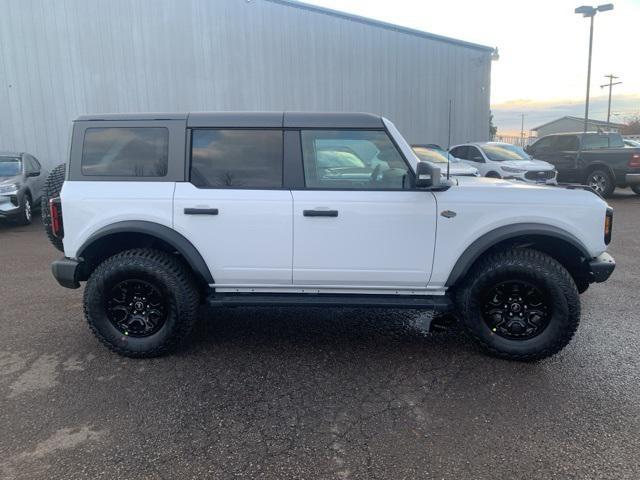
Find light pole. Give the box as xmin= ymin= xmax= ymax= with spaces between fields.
xmin=575 ymin=4 xmax=614 ymax=133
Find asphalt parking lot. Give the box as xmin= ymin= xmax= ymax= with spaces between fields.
xmin=1 ymin=192 xmax=639 ymax=480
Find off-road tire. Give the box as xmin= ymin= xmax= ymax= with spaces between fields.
xmin=585 ymin=168 xmax=615 ymax=198
xmin=84 ymin=248 xmax=200 ymax=358
xmin=455 ymin=248 xmax=580 ymax=361
xmin=41 ymin=163 xmax=66 ymax=251
xmin=631 ymin=185 xmax=640 ymax=195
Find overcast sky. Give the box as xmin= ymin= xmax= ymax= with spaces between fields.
xmin=303 ymin=0 xmax=640 ymax=133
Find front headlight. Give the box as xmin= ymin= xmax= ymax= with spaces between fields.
xmin=501 ymin=166 xmax=526 ymax=174
xmin=0 ymin=183 xmax=19 ymax=195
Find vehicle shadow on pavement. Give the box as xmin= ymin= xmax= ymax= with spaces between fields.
xmin=187 ymin=305 xmax=477 ymax=360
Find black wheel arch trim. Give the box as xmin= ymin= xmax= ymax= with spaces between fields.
xmin=445 ymin=223 xmax=591 ymax=287
xmin=584 ymin=163 xmax=615 ymax=182
xmin=76 ymin=221 xmax=214 ymax=284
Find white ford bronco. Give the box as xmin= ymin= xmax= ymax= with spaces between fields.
xmin=47 ymin=112 xmax=615 ymax=360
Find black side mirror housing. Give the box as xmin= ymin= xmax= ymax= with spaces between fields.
xmin=415 ymin=161 xmax=441 ymax=189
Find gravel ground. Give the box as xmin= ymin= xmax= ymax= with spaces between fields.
xmin=0 ymin=191 xmax=638 ymax=480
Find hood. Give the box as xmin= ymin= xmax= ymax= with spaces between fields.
xmin=498 ymin=159 xmax=555 ymax=170
xmin=446 ymin=163 xmax=478 ymax=176
xmin=0 ymin=175 xmax=21 ymax=186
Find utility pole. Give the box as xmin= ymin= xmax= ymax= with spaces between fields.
xmin=600 ymin=74 xmax=622 ymax=127
xmin=520 ymin=113 xmax=526 ymax=147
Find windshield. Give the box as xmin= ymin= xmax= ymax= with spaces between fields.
xmin=412 ymin=146 xmax=450 ymax=164
xmin=0 ymin=157 xmax=22 ymax=176
xmin=481 ymin=144 xmax=530 ymax=162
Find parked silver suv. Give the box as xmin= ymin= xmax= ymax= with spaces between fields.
xmin=0 ymin=152 xmax=46 ymax=225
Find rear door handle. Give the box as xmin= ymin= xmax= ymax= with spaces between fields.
xmin=184 ymin=208 xmax=219 ymax=215
xmin=303 ymin=209 xmax=338 ymax=217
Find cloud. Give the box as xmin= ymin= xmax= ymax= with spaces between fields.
xmin=491 ymin=94 xmax=640 ymax=135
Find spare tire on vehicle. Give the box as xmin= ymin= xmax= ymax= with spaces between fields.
xmin=41 ymin=163 xmax=66 ymax=252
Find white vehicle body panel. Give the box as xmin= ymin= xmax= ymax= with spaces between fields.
xmin=428 ymin=176 xmax=608 ymax=288
xmin=173 ymin=184 xmax=293 ymax=286
xmin=291 ymin=190 xmax=437 ymax=289
xmin=61 ymin=181 xmax=175 ymax=258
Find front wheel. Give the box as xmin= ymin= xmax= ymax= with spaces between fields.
xmin=14 ymin=194 xmax=32 ymax=225
xmin=84 ymin=248 xmax=200 ymax=358
xmin=455 ymin=248 xmax=580 ymax=361
xmin=631 ymin=185 xmax=640 ymax=195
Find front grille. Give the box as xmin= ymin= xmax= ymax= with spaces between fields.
xmin=525 ymin=170 xmax=555 ymax=181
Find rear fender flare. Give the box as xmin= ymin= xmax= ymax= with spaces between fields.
xmin=77 ymin=221 xmax=214 ymax=284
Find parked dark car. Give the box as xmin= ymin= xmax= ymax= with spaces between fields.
xmin=526 ymin=132 xmax=640 ymax=196
xmin=0 ymin=152 xmax=47 ymax=225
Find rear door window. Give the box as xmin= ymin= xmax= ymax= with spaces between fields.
xmin=190 ymin=129 xmax=283 ymax=188
xmin=450 ymin=146 xmax=469 ymax=160
xmin=582 ymin=135 xmax=609 ymax=150
xmin=608 ymin=134 xmax=625 ymax=148
xmin=467 ymin=146 xmax=485 ymax=162
xmin=81 ymin=127 xmax=169 ymax=177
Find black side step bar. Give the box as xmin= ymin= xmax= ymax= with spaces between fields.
xmin=206 ymin=293 xmax=454 ymax=311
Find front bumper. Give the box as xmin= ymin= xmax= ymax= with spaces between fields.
xmin=51 ymin=257 xmax=82 ymax=289
xmin=588 ymin=252 xmax=616 ymax=283
xmin=505 ymin=171 xmax=557 ymax=185
xmin=0 ymin=195 xmax=21 ymax=218
xmin=625 ymin=173 xmax=640 ymax=186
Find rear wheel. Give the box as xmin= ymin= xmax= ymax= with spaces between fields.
xmin=585 ymin=168 xmax=615 ymax=197
xmin=456 ymin=248 xmax=580 ymax=361
xmin=84 ymin=248 xmax=200 ymax=358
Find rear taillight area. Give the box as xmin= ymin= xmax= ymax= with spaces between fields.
xmin=630 ymin=153 xmax=640 ymax=168
xmin=604 ymin=207 xmax=613 ymax=245
xmin=49 ymin=197 xmax=64 ymax=239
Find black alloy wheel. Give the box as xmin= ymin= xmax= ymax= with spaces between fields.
xmin=106 ymin=279 xmax=168 ymax=337
xmin=482 ymin=280 xmax=550 ymax=340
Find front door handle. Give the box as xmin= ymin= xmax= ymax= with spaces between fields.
xmin=303 ymin=209 xmax=338 ymax=217
xmin=184 ymin=208 xmax=219 ymax=215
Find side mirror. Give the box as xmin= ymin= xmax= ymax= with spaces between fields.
xmin=27 ymin=171 xmax=40 ymax=177
xmin=524 ymin=145 xmax=532 ymax=154
xmin=415 ymin=161 xmax=441 ymax=189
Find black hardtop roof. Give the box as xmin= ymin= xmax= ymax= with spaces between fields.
xmin=75 ymin=111 xmax=385 ymax=129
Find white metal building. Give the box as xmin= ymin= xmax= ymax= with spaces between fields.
xmin=0 ymin=0 xmax=494 ymax=169
xmin=532 ymin=116 xmax=625 ymax=138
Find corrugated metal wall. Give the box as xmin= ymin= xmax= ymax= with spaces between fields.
xmin=0 ymin=0 xmax=492 ymax=169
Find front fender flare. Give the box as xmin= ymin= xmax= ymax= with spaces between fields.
xmin=445 ymin=223 xmax=591 ymax=287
